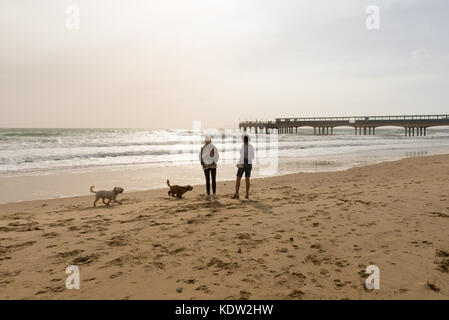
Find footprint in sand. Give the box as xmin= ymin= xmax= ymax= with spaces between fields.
xmin=288 ymin=290 xmax=304 ymax=299
xmin=57 ymin=250 xmax=84 ymax=258
xmin=72 ymin=254 xmax=98 ymax=265
xmin=435 ymin=249 xmax=449 ymax=273
xmin=426 ymin=282 xmax=440 ymax=293
xmin=109 ymin=272 xmax=124 ymax=279
xmin=196 ymin=285 xmax=212 ymax=293
xmin=42 ymin=232 xmax=59 ymax=238
xmin=239 ymin=290 xmax=251 ymax=300
xmin=108 ymin=236 xmax=128 ymax=247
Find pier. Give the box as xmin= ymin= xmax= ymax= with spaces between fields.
xmin=239 ymin=114 xmax=449 ymax=136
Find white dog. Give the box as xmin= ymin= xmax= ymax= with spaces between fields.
xmin=90 ymin=186 xmax=124 ymax=207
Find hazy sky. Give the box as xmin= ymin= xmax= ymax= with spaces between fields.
xmin=1 ymin=0 xmax=448 ymax=128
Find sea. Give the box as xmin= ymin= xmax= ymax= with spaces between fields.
xmin=1 ymin=127 xmax=448 ymax=203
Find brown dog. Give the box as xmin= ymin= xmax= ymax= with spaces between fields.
xmin=167 ymin=180 xmax=193 ymax=198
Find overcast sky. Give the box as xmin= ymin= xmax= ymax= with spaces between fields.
xmin=0 ymin=0 xmax=448 ymax=128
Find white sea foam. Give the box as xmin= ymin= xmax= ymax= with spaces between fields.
xmin=1 ymin=127 xmax=449 ymax=176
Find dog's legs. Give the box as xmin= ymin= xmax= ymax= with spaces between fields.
xmin=93 ymin=195 xmax=99 ymax=207
xmin=110 ymin=195 xmax=121 ymax=205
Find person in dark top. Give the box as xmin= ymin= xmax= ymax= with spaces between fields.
xmin=232 ymin=135 xmax=254 ymax=199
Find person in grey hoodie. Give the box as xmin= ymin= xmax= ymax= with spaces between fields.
xmin=199 ymin=136 xmax=219 ymax=200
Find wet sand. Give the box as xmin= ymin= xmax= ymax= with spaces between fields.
xmin=0 ymin=154 xmax=449 ymax=299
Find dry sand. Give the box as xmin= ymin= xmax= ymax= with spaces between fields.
xmin=1 ymin=154 xmax=448 ymax=300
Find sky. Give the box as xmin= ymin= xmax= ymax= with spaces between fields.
xmin=0 ymin=0 xmax=448 ymax=128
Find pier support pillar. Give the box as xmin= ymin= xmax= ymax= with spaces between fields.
xmin=331 ymin=127 xmax=334 ymax=135
xmin=355 ymin=127 xmax=357 ymax=135
xmin=424 ymin=127 xmax=427 ymax=136
xmin=372 ymin=127 xmax=375 ymax=135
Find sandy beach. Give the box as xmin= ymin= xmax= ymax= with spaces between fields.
xmin=1 ymin=154 xmax=448 ymax=300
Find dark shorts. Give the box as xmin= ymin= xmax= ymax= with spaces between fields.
xmin=237 ymin=164 xmax=252 ymax=178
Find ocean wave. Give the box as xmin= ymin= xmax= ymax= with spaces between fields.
xmin=1 ymin=128 xmax=449 ymax=174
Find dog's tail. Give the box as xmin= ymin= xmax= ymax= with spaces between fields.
xmin=166 ymin=179 xmax=171 ymax=187
xmin=90 ymin=186 xmax=96 ymax=193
